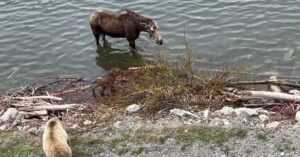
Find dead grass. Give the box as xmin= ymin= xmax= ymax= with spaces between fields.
xmin=91 ymin=43 xmax=248 ymax=123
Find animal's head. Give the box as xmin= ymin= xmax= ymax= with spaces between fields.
xmin=141 ymin=19 xmax=163 ymax=45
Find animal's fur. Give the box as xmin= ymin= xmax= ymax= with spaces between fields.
xmin=43 ymin=117 xmax=72 ymax=157
xmin=89 ymin=9 xmax=163 ymax=50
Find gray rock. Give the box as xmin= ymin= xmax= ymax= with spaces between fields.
xmin=0 ymin=124 xmax=7 ymax=130
xmin=295 ymin=111 xmax=300 ymax=122
xmin=234 ymin=107 xmax=259 ymax=116
xmin=170 ymin=108 xmax=198 ymax=118
xmin=213 ymin=106 xmax=235 ymax=116
xmin=84 ymin=120 xmax=92 ymax=125
xmin=0 ymin=108 xmax=18 ymax=122
xmin=266 ymin=121 xmax=280 ymax=129
xmin=126 ymin=104 xmax=141 ymax=113
xmin=28 ymin=127 xmax=38 ymax=134
xmin=259 ymin=114 xmax=269 ymax=122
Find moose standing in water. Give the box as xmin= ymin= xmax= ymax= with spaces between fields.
xmin=89 ymin=9 xmax=163 ymax=51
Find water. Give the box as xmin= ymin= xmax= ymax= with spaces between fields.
xmin=1 ymin=0 xmax=300 ymax=92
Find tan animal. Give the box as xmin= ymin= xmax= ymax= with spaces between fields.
xmin=43 ymin=117 xmax=72 ymax=157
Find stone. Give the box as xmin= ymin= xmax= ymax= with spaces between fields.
xmin=259 ymin=114 xmax=269 ymax=122
xmin=203 ymin=109 xmax=211 ymax=122
xmin=0 ymin=108 xmax=18 ymax=122
xmin=28 ymin=127 xmax=38 ymax=134
xmin=295 ymin=111 xmax=300 ymax=122
xmin=126 ymin=104 xmax=141 ymax=113
xmin=0 ymin=124 xmax=7 ymax=130
xmin=70 ymin=124 xmax=80 ymax=129
xmin=170 ymin=108 xmax=198 ymax=118
xmin=213 ymin=106 xmax=235 ymax=116
xmin=234 ymin=108 xmax=259 ymax=116
xmin=266 ymin=121 xmax=280 ymax=129
xmin=83 ymin=120 xmax=92 ymax=125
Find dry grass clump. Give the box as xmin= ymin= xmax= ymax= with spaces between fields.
xmin=91 ymin=44 xmax=248 ymax=122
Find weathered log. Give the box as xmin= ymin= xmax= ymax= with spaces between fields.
xmin=19 ymin=110 xmax=48 ymax=117
xmin=11 ymin=96 xmax=63 ymax=101
xmin=241 ymin=91 xmax=300 ymax=102
xmin=228 ymin=80 xmax=300 ymax=89
xmin=18 ymin=104 xmax=80 ymax=111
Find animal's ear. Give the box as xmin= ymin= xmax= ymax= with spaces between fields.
xmin=140 ymin=22 xmax=148 ymax=28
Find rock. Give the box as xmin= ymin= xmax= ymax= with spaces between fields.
xmin=213 ymin=106 xmax=235 ymax=116
xmin=170 ymin=108 xmax=198 ymax=118
xmin=70 ymin=124 xmax=80 ymax=129
xmin=222 ymin=119 xmax=230 ymax=126
xmin=0 ymin=124 xmax=7 ymax=130
xmin=38 ymin=125 xmax=45 ymax=133
xmin=289 ymin=89 xmax=300 ymax=95
xmin=23 ymin=125 xmax=30 ymax=131
xmin=83 ymin=120 xmax=92 ymax=125
xmin=203 ymin=109 xmax=211 ymax=122
xmin=0 ymin=108 xmax=18 ymax=122
xmin=126 ymin=104 xmax=141 ymax=113
xmin=28 ymin=127 xmax=38 ymax=134
xmin=259 ymin=114 xmax=269 ymax=122
xmin=234 ymin=108 xmax=259 ymax=116
xmin=266 ymin=121 xmax=280 ymax=129
xmin=295 ymin=111 xmax=300 ymax=122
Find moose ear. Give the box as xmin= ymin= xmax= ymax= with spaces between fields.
xmin=140 ymin=22 xmax=148 ymax=28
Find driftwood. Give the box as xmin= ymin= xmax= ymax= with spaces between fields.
xmin=243 ymin=103 xmax=288 ymax=107
xmin=52 ymin=85 xmax=90 ymax=96
xmin=241 ymin=91 xmax=300 ymax=102
xmin=18 ymin=104 xmax=80 ymax=112
xmin=228 ymin=80 xmax=300 ymax=89
xmin=19 ymin=110 xmax=48 ymax=117
xmin=10 ymin=96 xmax=63 ymax=101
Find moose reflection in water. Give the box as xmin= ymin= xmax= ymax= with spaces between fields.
xmin=95 ymin=43 xmax=145 ymax=70
xmin=89 ymin=9 xmax=163 ymax=51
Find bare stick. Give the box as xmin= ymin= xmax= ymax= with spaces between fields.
xmin=18 ymin=104 xmax=80 ymax=111
xmin=19 ymin=110 xmax=48 ymax=117
xmin=241 ymin=91 xmax=300 ymax=102
xmin=228 ymin=81 xmax=300 ymax=89
xmin=243 ymin=103 xmax=287 ymax=107
xmin=52 ymin=85 xmax=90 ymax=96
xmin=11 ymin=96 xmax=63 ymax=101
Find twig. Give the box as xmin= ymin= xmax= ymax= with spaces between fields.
xmin=7 ymin=68 xmax=19 ymax=80
xmin=52 ymin=85 xmax=90 ymax=96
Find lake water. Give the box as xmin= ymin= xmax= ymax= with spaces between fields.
xmin=1 ymin=0 xmax=300 ymax=92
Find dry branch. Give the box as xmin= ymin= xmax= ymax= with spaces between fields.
xmin=18 ymin=104 xmax=80 ymax=111
xmin=10 ymin=96 xmax=63 ymax=101
xmin=52 ymin=85 xmax=90 ymax=96
xmin=19 ymin=110 xmax=48 ymax=117
xmin=241 ymin=91 xmax=300 ymax=102
xmin=228 ymin=81 xmax=300 ymax=89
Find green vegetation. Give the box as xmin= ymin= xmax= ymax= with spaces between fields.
xmin=0 ymin=131 xmax=43 ymax=157
xmin=256 ymin=132 xmax=268 ymax=141
xmin=0 ymin=125 xmax=247 ymax=156
xmin=277 ymin=139 xmax=297 ymax=152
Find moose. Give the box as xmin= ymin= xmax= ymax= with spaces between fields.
xmin=89 ymin=9 xmax=163 ymax=51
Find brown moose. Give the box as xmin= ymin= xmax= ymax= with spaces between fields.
xmin=89 ymin=9 xmax=163 ymax=51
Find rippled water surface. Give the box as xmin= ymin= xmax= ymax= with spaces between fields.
xmin=1 ymin=0 xmax=300 ymax=91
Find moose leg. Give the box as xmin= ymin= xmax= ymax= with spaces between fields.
xmin=128 ymin=40 xmax=136 ymax=50
xmin=102 ymin=34 xmax=109 ymax=45
xmin=93 ymin=32 xmax=100 ymax=46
